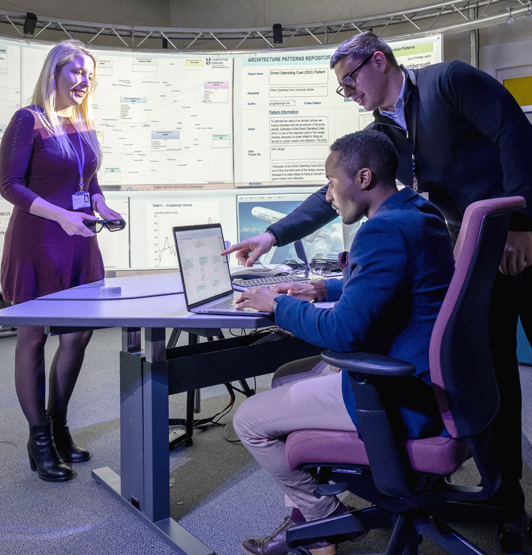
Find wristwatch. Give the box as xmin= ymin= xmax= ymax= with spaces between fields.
xmin=271 ymin=294 xmax=286 ymax=313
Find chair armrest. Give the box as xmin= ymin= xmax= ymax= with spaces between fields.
xmin=321 ymin=351 xmax=416 ymax=376
xmin=321 ymin=350 xmax=417 ymax=497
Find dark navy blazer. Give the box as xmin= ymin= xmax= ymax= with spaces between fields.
xmin=274 ymin=188 xmax=455 ymax=438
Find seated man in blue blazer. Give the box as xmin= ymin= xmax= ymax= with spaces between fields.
xmin=232 ymin=130 xmax=455 ymax=555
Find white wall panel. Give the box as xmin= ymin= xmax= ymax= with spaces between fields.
xmin=480 ymin=27 xmax=532 ymax=77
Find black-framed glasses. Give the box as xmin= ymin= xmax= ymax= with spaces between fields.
xmin=336 ymin=53 xmax=374 ymax=97
xmin=84 ymin=219 xmax=126 ymax=233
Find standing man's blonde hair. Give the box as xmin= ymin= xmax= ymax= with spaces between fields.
xmin=31 ymin=39 xmax=102 ymax=168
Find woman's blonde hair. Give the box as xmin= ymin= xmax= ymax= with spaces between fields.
xmin=31 ymin=39 xmax=102 ymax=168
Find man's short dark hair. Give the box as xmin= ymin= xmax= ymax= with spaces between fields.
xmin=330 ymin=130 xmax=398 ymax=187
xmin=330 ymin=31 xmax=398 ymax=69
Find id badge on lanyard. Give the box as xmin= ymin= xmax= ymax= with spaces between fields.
xmin=73 ymin=191 xmax=91 ymax=209
xmin=70 ymin=131 xmax=91 ymax=210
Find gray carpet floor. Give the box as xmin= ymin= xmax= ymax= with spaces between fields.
xmin=1 ymin=327 xmax=532 ymax=554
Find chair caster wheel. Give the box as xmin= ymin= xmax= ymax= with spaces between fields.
xmin=288 ymin=548 xmax=311 ymax=555
xmin=184 ymin=437 xmax=193 ymax=447
xmin=498 ymin=522 xmax=523 ymax=553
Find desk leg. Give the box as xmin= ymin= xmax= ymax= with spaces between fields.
xmin=143 ymin=327 xmax=170 ymax=522
xmin=92 ymin=327 xmax=215 ymax=555
xmin=121 ymin=328 xmax=144 ymax=512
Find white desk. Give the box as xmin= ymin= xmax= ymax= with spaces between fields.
xmin=0 ymin=274 xmax=322 ymax=555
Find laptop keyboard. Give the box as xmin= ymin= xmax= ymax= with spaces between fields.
xmin=209 ymin=295 xmax=263 ymax=313
xmin=210 ymin=296 xmax=239 ymax=309
xmin=232 ymin=275 xmax=311 ymax=288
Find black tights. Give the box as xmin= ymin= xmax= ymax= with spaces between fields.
xmin=14 ymin=325 xmax=93 ymax=427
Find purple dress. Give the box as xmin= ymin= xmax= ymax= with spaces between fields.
xmin=0 ymin=108 xmax=104 ymax=303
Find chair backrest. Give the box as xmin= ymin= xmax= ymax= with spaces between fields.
xmin=429 ymin=197 xmax=526 ymax=439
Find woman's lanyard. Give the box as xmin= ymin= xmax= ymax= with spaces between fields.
xmin=70 ymin=131 xmax=90 ymax=210
xmin=72 ymin=131 xmax=85 ymax=192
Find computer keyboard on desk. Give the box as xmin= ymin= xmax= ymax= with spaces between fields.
xmin=232 ymin=274 xmax=311 ymax=288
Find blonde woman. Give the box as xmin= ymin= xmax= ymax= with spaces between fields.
xmin=0 ymin=40 xmax=121 ymax=481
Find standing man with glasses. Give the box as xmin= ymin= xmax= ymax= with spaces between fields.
xmin=223 ymin=31 xmax=532 ymax=519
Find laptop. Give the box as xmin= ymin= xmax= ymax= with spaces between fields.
xmin=172 ymin=223 xmax=273 ymax=317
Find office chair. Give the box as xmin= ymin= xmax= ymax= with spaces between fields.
xmin=282 ymin=196 xmax=527 ymax=555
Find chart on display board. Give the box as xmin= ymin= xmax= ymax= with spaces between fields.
xmin=128 ymin=192 xmax=238 ymax=269
xmin=148 ymin=198 xmax=220 ymax=267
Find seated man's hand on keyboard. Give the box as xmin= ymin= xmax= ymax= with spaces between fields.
xmin=271 ymin=282 xmax=317 ymax=301
xmin=236 ymin=286 xmax=278 ymax=313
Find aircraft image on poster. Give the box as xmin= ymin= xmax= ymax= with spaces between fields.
xmin=238 ymin=194 xmax=362 ymax=265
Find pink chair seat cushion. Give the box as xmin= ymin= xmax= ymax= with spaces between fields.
xmin=285 ymin=430 xmax=470 ymax=476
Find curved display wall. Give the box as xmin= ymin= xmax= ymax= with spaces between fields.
xmin=0 ymin=34 xmax=441 ymax=270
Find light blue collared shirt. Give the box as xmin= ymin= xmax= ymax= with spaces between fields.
xmin=379 ymin=73 xmax=407 ymax=130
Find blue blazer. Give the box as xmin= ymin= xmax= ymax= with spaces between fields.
xmin=274 ymin=188 xmax=455 ymax=438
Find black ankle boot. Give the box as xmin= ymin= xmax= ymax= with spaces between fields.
xmin=50 ymin=410 xmax=91 ymax=463
xmin=27 ymin=421 xmax=75 ymax=482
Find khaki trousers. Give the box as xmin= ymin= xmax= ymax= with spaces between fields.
xmin=233 ymin=356 xmax=357 ymax=522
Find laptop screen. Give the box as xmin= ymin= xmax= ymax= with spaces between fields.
xmin=173 ymin=224 xmax=233 ymax=309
